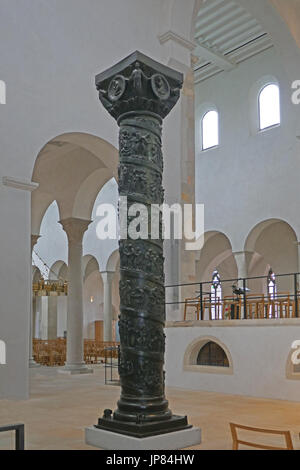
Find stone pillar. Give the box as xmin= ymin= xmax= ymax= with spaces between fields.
xmin=48 ymin=296 xmax=58 ymax=340
xmin=59 ymin=218 xmax=92 ymax=374
xmin=233 ymin=251 xmax=253 ymax=319
xmin=94 ymin=51 xmax=191 ymax=437
xmin=101 ymin=271 xmax=115 ymax=342
xmin=233 ymin=251 xmax=251 ymax=287
xmin=33 ymin=295 xmax=42 ymax=338
xmin=29 ymin=234 xmax=40 ymax=367
xmin=296 ymin=243 xmax=300 ymax=281
xmin=32 ymin=296 xmax=37 ymax=338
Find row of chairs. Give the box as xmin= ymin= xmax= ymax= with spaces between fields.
xmin=184 ymin=292 xmax=299 ymax=321
xmin=33 ymin=339 xmax=119 ymax=366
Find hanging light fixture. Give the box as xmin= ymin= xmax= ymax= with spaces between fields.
xmin=32 ymin=250 xmax=68 ymax=296
xmin=32 ymin=279 xmax=68 ymax=296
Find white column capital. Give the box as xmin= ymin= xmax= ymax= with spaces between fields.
xmin=232 ymin=250 xmax=253 ymax=257
xmin=59 ymin=218 xmax=91 ymax=244
xmin=101 ymin=271 xmax=115 ymax=284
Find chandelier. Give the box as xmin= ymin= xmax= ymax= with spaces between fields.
xmin=32 ymin=250 xmax=68 ymax=296
xmin=33 ymin=279 xmax=68 ymax=296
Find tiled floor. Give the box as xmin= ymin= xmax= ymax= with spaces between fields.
xmin=1 ymin=366 xmax=300 ymax=450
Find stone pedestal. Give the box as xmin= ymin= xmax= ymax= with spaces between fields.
xmin=85 ymin=426 xmax=201 ymax=450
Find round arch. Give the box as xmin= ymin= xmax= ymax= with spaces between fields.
xmin=183 ymin=336 xmax=233 ymax=375
xmin=49 ymin=260 xmax=68 ymax=281
xmin=196 ymin=231 xmax=235 ymax=279
xmin=82 ymin=255 xmax=100 ymax=282
xmin=244 ymin=218 xmax=298 ymax=253
xmin=32 ymin=266 xmax=42 ymax=284
xmin=31 ymin=132 xmax=118 ymax=234
xmin=105 ymin=249 xmax=120 ymax=273
xmin=244 ymin=218 xmax=298 ymax=292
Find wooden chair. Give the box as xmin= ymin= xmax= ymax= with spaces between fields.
xmin=267 ymin=292 xmax=291 ymax=319
xmin=183 ymin=297 xmax=200 ymax=321
xmin=291 ymin=292 xmax=300 ymax=318
xmin=244 ymin=294 xmax=265 ymax=319
xmin=208 ymin=297 xmax=222 ymax=320
xmin=223 ymin=296 xmax=242 ymax=320
xmin=230 ymin=423 xmax=294 ymax=450
xmin=295 ymin=292 xmax=300 ymax=317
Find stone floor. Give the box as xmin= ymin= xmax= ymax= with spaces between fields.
xmin=1 ymin=365 xmax=300 ymax=450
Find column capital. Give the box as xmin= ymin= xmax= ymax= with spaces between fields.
xmin=100 ymin=271 xmax=115 ymax=282
xmin=96 ymin=50 xmax=183 ymax=122
xmin=31 ymin=234 xmax=41 ymax=252
xmin=59 ymin=218 xmax=91 ymax=244
xmin=232 ymin=250 xmax=254 ymax=256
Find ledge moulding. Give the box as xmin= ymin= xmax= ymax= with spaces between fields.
xmin=158 ymin=31 xmax=196 ymax=51
xmin=2 ymin=177 xmax=39 ymax=192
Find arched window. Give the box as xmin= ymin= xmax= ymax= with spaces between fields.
xmin=259 ymin=83 xmax=280 ymax=130
xmin=267 ymin=269 xmax=277 ymax=299
xmin=267 ymin=268 xmax=278 ymax=318
xmin=0 ymin=340 xmax=6 ymax=364
xmin=0 ymin=80 xmax=6 ymax=105
xmin=210 ymin=269 xmax=222 ymax=320
xmin=197 ymin=341 xmax=229 ymax=367
xmin=201 ymin=110 xmax=219 ymax=150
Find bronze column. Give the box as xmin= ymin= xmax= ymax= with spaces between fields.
xmin=95 ymin=51 xmax=190 ymax=438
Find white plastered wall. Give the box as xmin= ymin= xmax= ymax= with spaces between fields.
xmin=165 ymin=323 xmax=300 ymax=401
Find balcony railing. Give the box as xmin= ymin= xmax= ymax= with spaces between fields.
xmin=165 ymin=272 xmax=300 ymax=321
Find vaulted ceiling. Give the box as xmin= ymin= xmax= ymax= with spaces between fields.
xmin=193 ymin=0 xmax=274 ymax=83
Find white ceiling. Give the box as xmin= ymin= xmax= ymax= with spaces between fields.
xmin=193 ymin=0 xmax=274 ymax=83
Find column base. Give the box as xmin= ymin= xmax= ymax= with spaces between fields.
xmin=58 ymin=364 xmax=94 ymax=375
xmin=95 ymin=414 xmax=191 ymax=439
xmin=29 ymin=358 xmax=40 ymax=368
xmin=85 ymin=425 xmax=201 ymax=450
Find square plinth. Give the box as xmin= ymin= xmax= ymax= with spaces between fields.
xmin=58 ymin=367 xmax=94 ymax=375
xmin=85 ymin=426 xmax=201 ymax=450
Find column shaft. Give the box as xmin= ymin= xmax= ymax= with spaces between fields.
xmin=60 ymin=218 xmax=91 ymax=373
xmin=95 ymin=51 xmax=189 ymax=437
xmin=30 ymin=235 xmax=40 ymax=367
xmin=101 ymin=272 xmax=115 ymax=342
xmin=48 ymin=296 xmax=58 ymax=340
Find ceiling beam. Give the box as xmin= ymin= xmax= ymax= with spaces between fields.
xmin=193 ymin=41 xmax=237 ymax=71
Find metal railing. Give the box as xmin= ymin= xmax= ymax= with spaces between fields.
xmin=165 ymin=272 xmax=300 ymax=321
xmin=0 ymin=424 xmax=25 ymax=450
xmin=104 ymin=346 xmax=120 ymax=386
